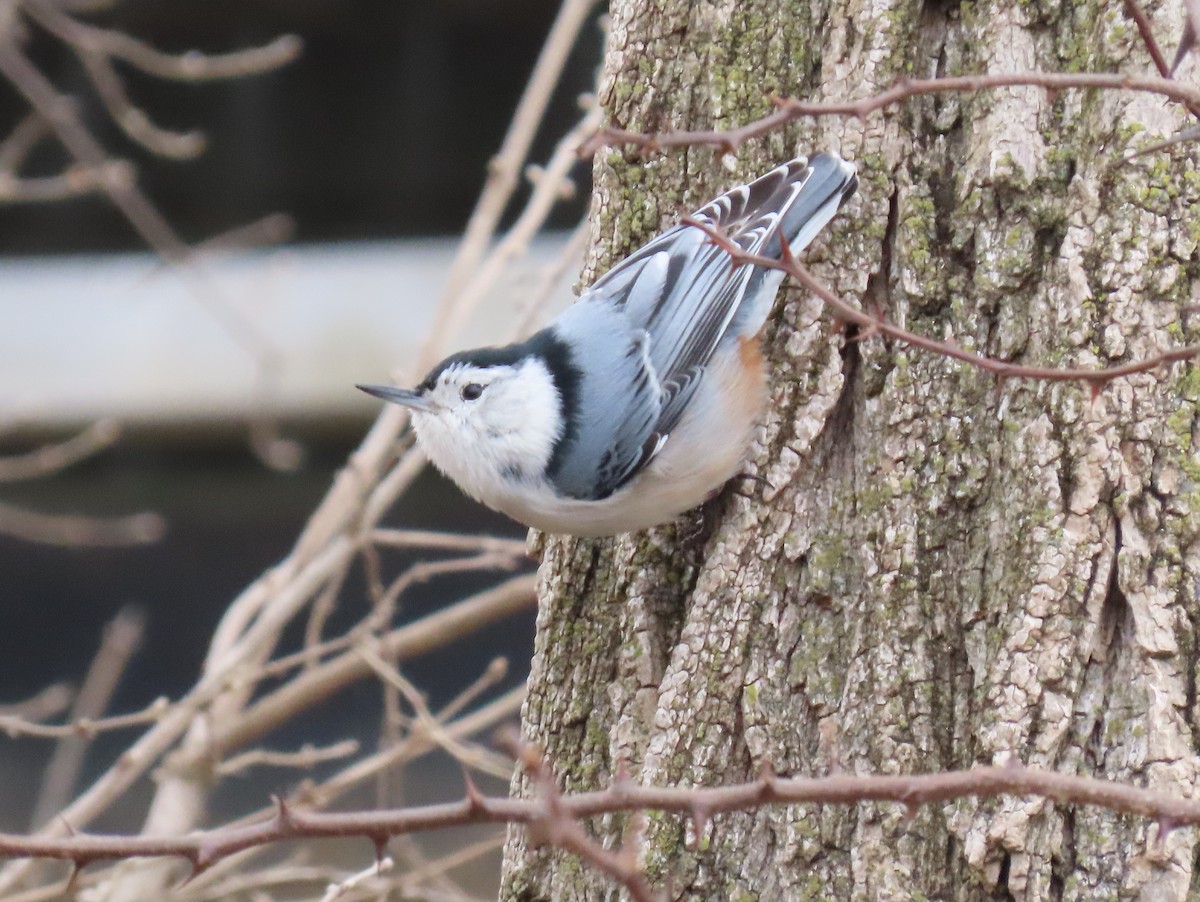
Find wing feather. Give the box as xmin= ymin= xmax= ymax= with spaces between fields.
xmin=551 ymin=154 xmax=856 ymax=500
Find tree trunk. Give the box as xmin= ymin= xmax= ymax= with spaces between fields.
xmin=501 ymin=0 xmax=1200 ymax=898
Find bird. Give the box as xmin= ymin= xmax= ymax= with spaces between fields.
xmin=359 ymin=153 xmax=858 ymax=537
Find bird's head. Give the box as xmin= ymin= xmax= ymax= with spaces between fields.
xmin=358 ymin=346 xmax=565 ymax=500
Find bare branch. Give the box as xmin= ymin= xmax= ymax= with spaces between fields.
xmin=0 ymin=684 xmax=74 ymax=724
xmin=430 ymin=0 xmax=598 ymax=333
xmin=173 ymin=687 xmax=526 ymax=897
xmin=0 ymin=696 xmax=170 ymax=740
xmin=356 ymin=644 xmax=514 ymax=780
xmin=216 ymin=740 xmax=361 ymax=778
xmin=2 ymin=762 xmax=1199 ymax=883
xmin=319 ymin=856 xmax=394 ymax=902
xmin=203 ymin=574 xmax=535 ymax=764
xmin=0 ymin=420 xmax=120 ymax=483
xmin=32 ymin=607 xmax=145 ymax=829
xmin=23 ymin=1 xmax=302 ymax=83
xmin=0 ymin=112 xmax=48 ymax=171
xmin=0 ymin=29 xmax=186 ymax=259
xmin=76 ymin=49 xmax=205 ymax=158
xmin=1123 ymin=0 xmax=1174 ymax=77
xmin=0 ymin=163 xmax=115 ymax=202
xmin=582 ymin=71 xmax=1200 ymax=156
xmin=0 ymin=500 xmax=165 ymax=547
xmin=682 ymin=217 xmax=1200 ymax=391
xmin=369 ymin=529 xmax=528 ymax=558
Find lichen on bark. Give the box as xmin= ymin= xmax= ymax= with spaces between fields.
xmin=501 ymin=0 xmax=1200 ymax=899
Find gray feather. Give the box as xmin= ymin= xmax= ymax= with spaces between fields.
xmin=547 ymin=154 xmax=856 ymax=500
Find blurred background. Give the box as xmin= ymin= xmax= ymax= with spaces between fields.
xmin=0 ymin=0 xmax=603 ymax=892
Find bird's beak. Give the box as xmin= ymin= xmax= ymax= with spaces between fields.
xmin=357 ymin=384 xmax=434 ymax=412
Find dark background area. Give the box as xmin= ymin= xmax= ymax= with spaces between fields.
xmin=0 ymin=0 xmax=599 ymax=253
xmin=0 ymin=0 xmax=599 ymax=837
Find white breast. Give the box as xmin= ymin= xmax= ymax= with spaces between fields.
xmin=488 ymin=343 xmax=765 ymax=536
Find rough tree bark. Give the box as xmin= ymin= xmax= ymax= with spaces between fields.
xmin=501 ymin=0 xmax=1200 ymax=898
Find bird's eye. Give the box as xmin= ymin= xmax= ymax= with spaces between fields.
xmin=460 ymin=383 xmax=485 ymax=401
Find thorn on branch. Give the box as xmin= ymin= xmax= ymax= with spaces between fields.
xmin=777 ymin=227 xmax=796 ymax=269
xmin=758 ymin=760 xmax=778 ymax=799
xmin=463 ymin=770 xmax=488 ymax=814
xmin=64 ymin=860 xmax=83 ymax=892
xmin=1155 ymin=816 xmax=1178 ymax=849
xmin=178 ymin=849 xmax=212 ymax=888
xmin=689 ymin=803 xmax=710 ymax=846
xmin=273 ymin=794 xmax=296 ymax=831
xmin=1124 ymin=0 xmax=1175 ymax=78
xmin=372 ymin=834 xmax=388 ymax=869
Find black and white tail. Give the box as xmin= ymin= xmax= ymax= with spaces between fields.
xmin=692 ymin=153 xmax=858 ymax=266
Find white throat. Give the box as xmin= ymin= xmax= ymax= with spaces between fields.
xmin=411 ymin=357 xmax=562 ymax=508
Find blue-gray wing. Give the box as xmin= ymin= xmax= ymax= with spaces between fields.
xmin=549 ymin=154 xmax=857 ymax=500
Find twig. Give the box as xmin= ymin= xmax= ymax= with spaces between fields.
xmin=369 ymin=529 xmax=528 ymax=557
xmin=196 ymin=575 xmax=535 ymax=766
xmin=23 ymin=1 xmax=302 ymax=83
xmin=1123 ymin=0 xmax=1173 ymax=77
xmin=297 ymin=687 xmax=525 ymax=816
xmin=425 ymin=102 xmax=603 ymax=374
xmin=0 ymin=684 xmax=74 ymax=724
xmin=581 ymin=71 xmax=1200 ymax=155
xmin=0 ymin=112 xmax=48 ymax=171
xmin=397 ymin=833 xmax=505 ymax=896
xmin=0 ymin=419 xmax=119 ymax=483
xmin=178 ymin=686 xmax=526 ymax=894
xmin=0 ymin=30 xmax=187 ymax=260
xmin=427 ymin=0 xmax=599 ymax=351
xmin=0 ymin=500 xmax=164 ymax=547
xmin=0 ymin=164 xmax=114 ymax=202
xmin=513 ymin=215 xmax=590 ymax=336
xmin=2 ymin=762 xmax=1198 ymax=879
xmin=260 ymin=555 xmax=524 ymax=684
xmin=356 ymin=644 xmax=514 ymax=780
xmin=0 ymin=696 xmax=169 ymax=740
xmin=682 ymin=217 xmax=1200 ymax=391
xmin=1119 ymin=123 xmax=1200 ymax=162
xmin=319 ymin=856 xmax=394 ymax=902
xmin=368 ymin=551 xmax=526 ymax=637
xmin=76 ymin=49 xmax=205 ymax=158
xmin=436 ymin=658 xmax=509 ymax=725
xmin=301 ymin=556 xmax=354 ymax=667
xmin=514 ymin=741 xmax=654 ymax=901
xmin=217 ymin=740 xmax=361 ymax=778
xmin=172 ymin=865 xmax=349 ymax=902
xmin=31 ymin=607 xmax=145 ymax=830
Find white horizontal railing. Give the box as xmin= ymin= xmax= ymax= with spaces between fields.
xmin=1 ymin=235 xmax=574 ymax=428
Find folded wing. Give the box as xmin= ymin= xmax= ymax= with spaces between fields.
xmin=549 ymin=154 xmax=857 ymax=500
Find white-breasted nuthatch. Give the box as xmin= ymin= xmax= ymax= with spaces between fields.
xmin=360 ymin=153 xmax=857 ymax=536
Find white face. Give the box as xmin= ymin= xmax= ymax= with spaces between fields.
xmin=409 ymin=357 xmax=562 ymax=507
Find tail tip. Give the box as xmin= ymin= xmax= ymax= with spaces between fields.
xmin=810 ymin=151 xmax=858 ymax=202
